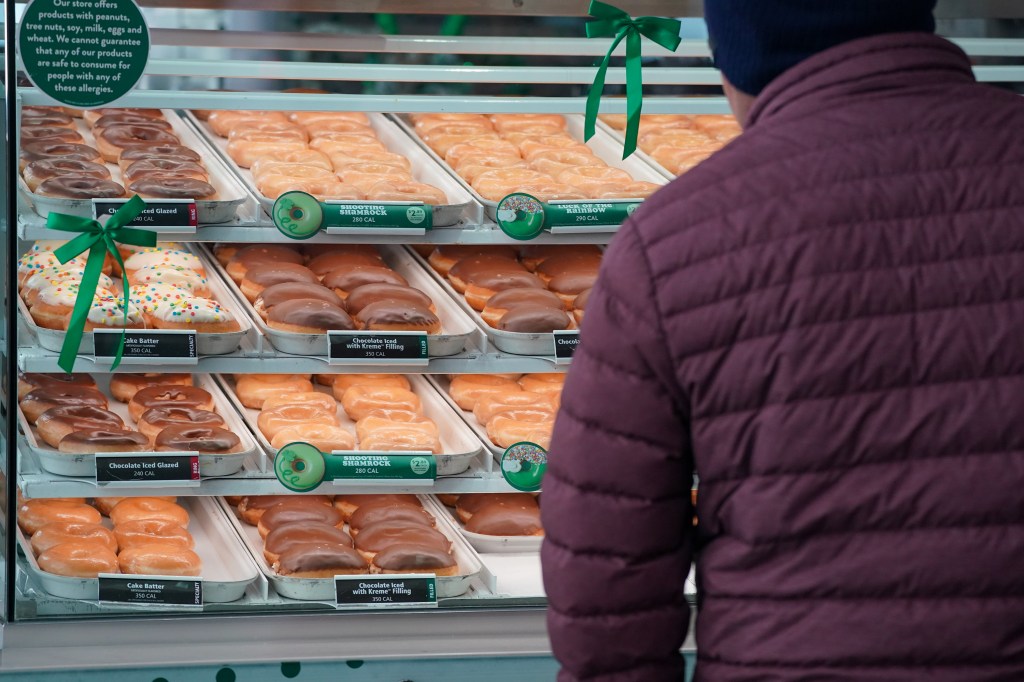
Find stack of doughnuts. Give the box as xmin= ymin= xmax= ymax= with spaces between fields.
xmin=21 ymin=106 xmax=218 ymax=200
xmin=410 ymin=113 xmax=661 ymax=202
xmin=20 ymin=495 xmax=201 ymax=577
xmin=213 ymin=243 xmax=441 ymax=335
xmin=19 ymin=241 xmax=240 ymax=334
xmin=599 ymin=113 xmax=741 ymax=175
xmin=235 ymin=493 xmax=457 ymax=577
xmin=237 ymin=373 xmax=442 ymax=455
xmin=202 ymin=109 xmax=448 ymax=205
xmin=441 ymin=493 xmax=543 ymax=537
xmin=425 ymin=244 xmax=601 ymax=333
xmin=18 ymin=372 xmax=243 ymax=458
xmin=448 ymin=373 xmax=562 ymax=450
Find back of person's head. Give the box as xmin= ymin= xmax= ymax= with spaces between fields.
xmin=705 ymin=0 xmax=939 ymax=96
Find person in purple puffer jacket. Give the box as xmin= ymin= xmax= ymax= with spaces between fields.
xmin=541 ymin=1 xmax=1024 ymax=680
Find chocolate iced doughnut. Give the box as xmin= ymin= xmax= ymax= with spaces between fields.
xmin=96 ymin=125 xmax=178 ymax=150
xmin=345 ymin=283 xmax=433 ymax=315
xmin=138 ymin=407 xmax=224 ymax=441
xmin=245 ymin=263 xmax=319 ymax=289
xmin=20 ymin=141 xmax=101 ymax=168
xmin=36 ymin=177 xmax=126 ymax=199
xmin=128 ymin=177 xmax=217 ymax=200
xmin=23 ymin=159 xmax=110 ymax=189
xmin=275 ymin=543 xmax=369 ymax=577
xmin=322 ymin=265 xmax=408 ymax=297
xmin=266 ymin=299 xmax=355 ymax=333
xmin=254 ymin=282 xmax=345 ymax=318
xmin=264 ymin=522 xmax=354 ymax=559
xmin=92 ymin=114 xmax=173 ymax=130
xmin=20 ymin=385 xmax=109 ymax=424
xmin=348 ymin=503 xmax=435 ymax=533
xmin=154 ymin=424 xmax=242 ymax=454
xmin=58 ymin=429 xmax=150 ymax=454
xmin=123 ymin=159 xmax=208 ymax=183
xmin=119 ymin=145 xmax=201 ymax=166
xmin=22 ymin=113 xmax=75 ymax=127
xmin=548 ymin=270 xmax=599 ymax=299
xmin=257 ymin=502 xmax=344 ymax=537
xmin=18 ymin=372 xmax=97 ymax=400
xmin=128 ymin=386 xmax=214 ymax=422
xmin=353 ymin=523 xmax=452 ymax=556
xmin=356 ymin=300 xmax=441 ymax=334
xmin=36 ymin=405 xmax=126 ymax=448
xmin=371 ymin=544 xmax=457 ymax=575
xmin=464 ymin=502 xmax=543 ymax=536
xmin=21 ymin=126 xmax=83 ymax=143
xmin=497 ymin=304 xmax=573 ymax=333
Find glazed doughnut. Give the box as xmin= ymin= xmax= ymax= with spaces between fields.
xmin=355 ymin=414 xmax=439 ymax=443
xmin=473 ymin=390 xmax=555 ymax=424
xmin=21 ymin=126 xmax=84 ymax=143
xmin=129 ymin=177 xmax=217 ymax=200
xmin=257 ymin=176 xmax=362 ymax=201
xmin=257 ymin=404 xmax=340 ymax=441
xmin=308 ymin=135 xmax=386 ymax=157
xmin=228 ymin=123 xmax=307 ymax=141
xmin=270 ymin=424 xmax=356 ymax=452
xmin=512 ymin=182 xmax=588 ymax=202
xmin=138 ymin=407 xmax=224 ymax=442
xmin=356 ymin=299 xmax=441 ymax=334
xmin=486 ymin=410 xmax=555 ymax=449
xmin=518 ymin=136 xmax=592 ymax=160
xmin=17 ymin=372 xmax=96 ymax=401
xmin=30 ymin=522 xmax=118 ymax=556
xmin=155 ymin=424 xmax=244 ymax=455
xmin=39 ymin=542 xmax=119 ymax=578
xmin=94 ymin=496 xmax=176 ymax=516
xmin=20 ymin=385 xmax=108 ymax=424
xmin=456 ymin=156 xmax=530 ymax=184
xmin=573 ymin=287 xmax=591 ymax=325
xmin=234 ymin=374 xmax=314 ymax=409
xmin=353 ymin=523 xmax=450 ymax=562
xmin=118 ymin=544 xmax=202 ymax=577
xmin=333 ymin=493 xmax=421 ymax=520
xmin=528 ymin=150 xmax=605 ymax=178
xmin=289 ymin=110 xmax=371 ymax=127
xmin=263 ymin=522 xmax=354 ymax=565
xmin=109 ymin=498 xmax=190 ymax=527
xmin=257 ymin=501 xmax=344 ymax=539
xmin=360 ymin=428 xmax=441 ymax=454
xmin=207 ymin=110 xmax=289 ymax=137
xmin=481 ymin=287 xmax=565 ymax=327
xmin=58 ymin=429 xmax=151 ymax=454
xmin=251 ymin=162 xmax=333 ymax=183
xmin=123 ymin=159 xmax=209 ymax=184
xmin=274 ymin=543 xmax=369 ymax=577
xmin=365 ymin=180 xmax=447 ymax=206
xmin=305 ymin=119 xmax=371 ymax=136
xmin=327 ymin=150 xmax=411 ymax=171
xmin=471 ymin=168 xmax=550 ymax=201
xmin=266 ymin=299 xmax=355 ymax=334
xmin=114 ymin=519 xmax=194 ymax=550
xmin=341 ymin=386 xmax=422 ymax=422
xmin=253 ymin=282 xmax=345 ymax=320
xmin=262 ymin=391 xmax=337 ymax=414
xmin=518 ymin=373 xmax=566 ymax=396
xmin=330 ymin=374 xmax=411 ymax=400
xmin=240 ymin=263 xmax=319 ymax=302
xmin=490 ymin=113 xmax=566 ymax=131
xmin=36 ymin=177 xmax=126 ymax=199
xmin=35 ymin=405 xmax=125 ymax=448
xmin=18 ymin=499 xmax=103 ymax=535
xmin=595 ymin=181 xmax=662 ymax=199
xmin=426 ymin=245 xmax=518 ymax=277
xmin=247 ymin=148 xmax=332 ymax=172
xmin=108 ymin=373 xmax=194 ymax=403
xmin=118 ymin=145 xmax=202 ymax=170
xmin=307 ymin=249 xmax=383 ymax=278
xmin=371 ymin=544 xmax=457 ymax=576
xmin=348 ymin=502 xmax=435 ymax=535
xmin=227 ymin=139 xmax=307 ymax=169
xmin=337 ymin=163 xmax=414 ymax=194
xmin=23 ymin=159 xmax=110 ymax=192
xmin=322 ymin=265 xmax=408 ymax=299
xmin=128 ymin=386 xmax=214 ymax=422
xmin=95 ymin=125 xmax=179 ymax=162
xmin=519 ymin=243 xmax=601 ymax=272
xmin=449 ymin=374 xmax=521 ymax=411
xmin=19 ymin=141 xmax=102 ymax=171
xmin=413 ymin=113 xmax=493 ymax=133
xmin=237 ymin=495 xmax=333 ymax=526
xmin=555 ymin=165 xmax=633 ymax=197
xmin=444 ymin=138 xmax=520 ymax=167
xmin=421 ymin=125 xmax=499 ymax=157
xmin=345 ymin=283 xmax=434 ymax=316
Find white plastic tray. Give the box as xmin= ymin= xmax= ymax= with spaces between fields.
xmin=216 ymin=373 xmax=483 ymax=477
xmin=18 ymin=109 xmax=250 ymax=224
xmin=17 ymin=373 xmax=258 ymax=478
xmin=184 ymin=112 xmax=474 ymax=227
xmin=202 ymin=244 xmax=477 ymax=359
xmin=404 ymin=246 xmax=563 ymax=358
xmin=391 ymin=114 xmax=667 ymax=221
xmin=424 ymin=496 xmax=542 ymax=554
xmin=216 ymin=495 xmax=482 ymax=601
xmin=17 ymin=245 xmax=253 ymax=357
xmin=18 ymin=497 xmax=260 ymax=603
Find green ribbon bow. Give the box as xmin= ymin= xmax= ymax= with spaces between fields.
xmin=48 ymin=196 xmax=156 ymax=373
xmin=584 ymin=0 xmax=682 ymax=159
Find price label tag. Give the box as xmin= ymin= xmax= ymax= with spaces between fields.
xmin=327 ymin=331 xmax=428 ymax=366
xmin=552 ymin=330 xmax=580 ymax=364
xmin=545 ymin=201 xmax=639 ymax=233
xmin=94 ymin=329 xmax=198 ymax=365
xmin=94 ymin=199 xmax=197 ymax=233
xmin=99 ymin=574 xmax=203 ymax=608
xmin=335 ymin=574 xmax=437 ymax=609
xmin=324 ymin=202 xmax=431 ymax=236
xmin=96 ymin=452 xmax=200 ymax=486
xmin=327 ymin=451 xmax=436 ymax=486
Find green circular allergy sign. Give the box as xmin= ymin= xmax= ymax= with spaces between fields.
xmin=496 ymin=193 xmax=546 ymax=241
xmin=501 ymin=441 xmax=548 ymax=492
xmin=18 ymin=0 xmax=150 ymax=108
xmin=273 ymin=191 xmax=324 ymax=240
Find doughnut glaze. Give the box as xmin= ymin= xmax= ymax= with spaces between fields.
xmin=155 ymin=424 xmax=242 ymax=454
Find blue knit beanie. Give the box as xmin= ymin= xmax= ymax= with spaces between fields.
xmin=704 ymin=0 xmax=938 ymax=96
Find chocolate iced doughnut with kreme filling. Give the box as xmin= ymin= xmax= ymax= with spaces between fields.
xmin=263 ymin=522 xmax=354 ymax=564
xmin=371 ymin=544 xmax=458 ymax=576
xmin=481 ymin=287 xmax=564 ymax=327
xmin=237 ymin=495 xmax=333 ymax=526
xmin=266 ymin=299 xmax=356 ymax=333
xmin=353 ymin=522 xmax=452 ymax=561
xmin=497 ymin=304 xmax=573 ymax=333
xmin=322 ymin=265 xmax=408 ymax=298
xmin=345 ymin=283 xmax=434 ymax=315
xmin=356 ymin=299 xmax=441 ymax=334
xmin=240 ymin=262 xmax=319 ymax=302
xmin=257 ymin=501 xmax=345 ymax=538
xmin=253 ymin=282 xmax=345 ymax=320
xmin=274 ymin=543 xmax=369 ymax=577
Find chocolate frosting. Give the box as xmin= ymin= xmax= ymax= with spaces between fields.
xmin=120 ymin=146 xmax=202 ymax=164
xmin=93 ymin=114 xmax=173 ymax=130
xmin=38 ymin=177 xmax=125 ymax=199
xmin=132 ymin=386 xmax=212 ymax=410
xmin=267 ymin=299 xmax=355 ymax=331
xmin=265 ymin=522 xmax=354 ymax=554
xmin=97 ymin=125 xmax=179 ymax=147
xmin=573 ymin=287 xmax=592 ymax=311
xmin=448 ymin=255 xmax=524 ymax=282
xmin=484 ymin=288 xmax=563 ymax=311
xmin=242 ymin=495 xmax=333 ymax=512
xmin=322 ymin=265 xmax=408 ymax=293
xmin=464 ymin=503 xmax=543 ymax=536
xmin=349 ymin=503 xmax=435 ymax=531
xmin=307 ymin=251 xmax=384 ymax=277
xmin=457 ymin=493 xmax=538 ymax=516
xmin=337 ymin=494 xmax=421 ymax=511
xmin=23 ymin=385 xmax=107 ymax=409
xmin=21 ymin=127 xmax=82 ymax=142
xmin=233 ymin=244 xmax=303 ymax=267
xmin=260 ymin=503 xmax=343 ymax=532
xmin=497 ymin=305 xmax=572 ymax=333
xmin=357 ymin=300 xmax=439 ymax=329
xmin=60 ymin=429 xmax=149 ymax=447
xmin=257 ymin=282 xmax=345 ymax=311
xmin=276 ymin=543 xmax=368 ymax=574
xmin=372 ymin=544 xmax=455 ymax=571
xmin=466 ymin=269 xmax=544 ymax=291
xmin=520 ymin=244 xmax=601 ymax=262
xmin=547 ymin=270 xmax=599 ymax=296
xmin=20 ymin=142 xmax=100 ymax=163
xmin=154 ymin=424 xmax=240 ymax=453
xmin=354 ymin=522 xmax=452 ymax=554
xmin=433 ymin=245 xmax=517 ymax=262
xmin=128 ymin=177 xmax=216 ymax=199
xmin=535 ymin=253 xmax=602 ymax=279
xmin=244 ymin=263 xmax=319 ymax=288
xmin=25 ymin=159 xmax=110 ymax=181
xmin=20 ymin=372 xmax=97 ymax=391
xmin=22 ymin=113 xmax=74 ymax=126
xmin=140 ymin=407 xmax=224 ymax=429
xmin=345 ymin=284 xmax=433 ymax=315
xmin=124 ymin=159 xmax=207 ymax=181
xmin=37 ymin=405 xmax=125 ymax=431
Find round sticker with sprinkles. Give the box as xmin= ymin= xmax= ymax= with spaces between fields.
xmin=501 ymin=441 xmax=548 ymax=492
xmin=496 ymin=193 xmax=546 ymax=241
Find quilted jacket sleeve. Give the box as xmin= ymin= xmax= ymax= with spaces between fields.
xmin=541 ymin=224 xmax=695 ymax=682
